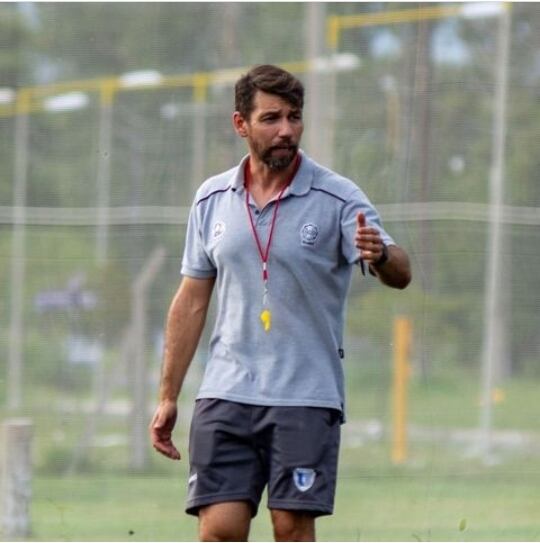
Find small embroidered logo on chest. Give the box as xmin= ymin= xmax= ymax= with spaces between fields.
xmin=212 ymin=221 xmax=226 ymax=240
xmin=300 ymin=223 xmax=319 ymax=245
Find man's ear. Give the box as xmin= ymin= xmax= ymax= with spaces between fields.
xmin=232 ymin=111 xmax=248 ymax=138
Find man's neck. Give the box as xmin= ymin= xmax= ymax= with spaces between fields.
xmin=247 ymin=154 xmax=297 ymax=192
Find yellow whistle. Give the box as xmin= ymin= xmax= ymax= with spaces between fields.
xmin=260 ymin=309 xmax=272 ymax=332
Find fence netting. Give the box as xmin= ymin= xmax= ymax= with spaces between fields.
xmin=1 ymin=2 xmax=539 ymax=540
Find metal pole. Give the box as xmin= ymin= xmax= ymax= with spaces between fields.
xmin=479 ymin=4 xmax=511 ymax=459
xmin=415 ymin=19 xmax=434 ymax=292
xmin=304 ymin=2 xmax=326 ymax=162
xmin=326 ymin=51 xmax=337 ymax=170
xmin=7 ymin=90 xmax=30 ymax=411
xmin=381 ymin=75 xmax=400 ymax=156
xmin=1 ymin=419 xmax=33 ymax=539
xmin=392 ymin=317 xmax=411 ymax=465
xmin=96 ymin=83 xmax=114 ymax=264
xmin=191 ymin=74 xmax=208 ymax=198
xmin=130 ymin=247 xmax=166 ymax=471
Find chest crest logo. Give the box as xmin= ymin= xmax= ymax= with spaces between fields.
xmin=212 ymin=221 xmax=226 ymax=241
xmin=300 ymin=223 xmax=319 ymax=245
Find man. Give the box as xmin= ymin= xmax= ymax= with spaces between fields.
xmin=150 ymin=64 xmax=411 ymax=541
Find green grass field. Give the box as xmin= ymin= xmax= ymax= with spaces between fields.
xmin=31 ymin=461 xmax=540 ymax=541
xmin=4 ymin=367 xmax=540 ymax=541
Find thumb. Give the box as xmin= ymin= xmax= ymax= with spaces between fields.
xmin=151 ymin=411 xmax=165 ymax=430
xmin=152 ymin=407 xmax=172 ymax=430
xmin=357 ymin=212 xmax=366 ymax=228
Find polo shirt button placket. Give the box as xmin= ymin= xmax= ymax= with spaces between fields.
xmin=253 ymin=208 xmax=262 ymax=226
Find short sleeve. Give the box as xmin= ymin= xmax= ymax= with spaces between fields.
xmin=340 ymin=188 xmax=395 ymax=266
xmin=180 ymin=200 xmax=217 ymax=278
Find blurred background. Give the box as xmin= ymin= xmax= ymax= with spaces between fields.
xmin=0 ymin=2 xmax=539 ymax=541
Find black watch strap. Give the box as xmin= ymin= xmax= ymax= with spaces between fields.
xmin=373 ymin=243 xmax=389 ymax=267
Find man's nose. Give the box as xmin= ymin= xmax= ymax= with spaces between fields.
xmin=277 ymin=119 xmax=294 ymax=138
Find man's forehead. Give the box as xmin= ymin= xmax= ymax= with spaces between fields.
xmin=252 ymin=91 xmax=300 ymax=113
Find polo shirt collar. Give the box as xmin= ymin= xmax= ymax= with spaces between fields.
xmin=231 ymin=149 xmax=314 ymax=198
xmin=231 ymin=154 xmax=249 ymax=194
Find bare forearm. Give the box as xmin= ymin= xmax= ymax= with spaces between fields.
xmin=159 ymin=307 xmax=204 ymax=402
xmin=370 ymin=245 xmax=412 ymax=289
xmin=159 ymin=279 xmax=214 ymax=403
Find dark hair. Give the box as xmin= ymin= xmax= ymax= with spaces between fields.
xmin=235 ymin=64 xmax=304 ymax=120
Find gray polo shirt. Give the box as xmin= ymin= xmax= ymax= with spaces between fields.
xmin=181 ymin=150 xmax=395 ymax=416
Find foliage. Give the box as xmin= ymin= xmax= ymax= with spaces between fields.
xmin=84 ymin=260 xmax=131 ymax=347
xmin=0 ymin=4 xmax=33 ymax=86
xmin=1 ymin=3 xmax=539 ymax=396
xmin=347 ymin=283 xmax=483 ymax=373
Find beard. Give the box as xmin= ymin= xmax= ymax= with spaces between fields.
xmin=259 ymin=143 xmax=299 ymax=171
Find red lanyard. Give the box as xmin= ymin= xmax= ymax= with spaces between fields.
xmin=244 ymin=154 xmax=301 ymax=285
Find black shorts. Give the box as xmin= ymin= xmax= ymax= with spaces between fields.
xmin=186 ymin=399 xmax=341 ymax=518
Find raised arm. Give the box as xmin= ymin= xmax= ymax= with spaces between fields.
xmin=149 ymin=275 xmax=215 ymax=460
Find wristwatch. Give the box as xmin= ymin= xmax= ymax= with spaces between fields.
xmin=372 ymin=243 xmax=389 ymax=267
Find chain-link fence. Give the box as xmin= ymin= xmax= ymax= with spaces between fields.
xmin=1 ymin=2 xmax=539 ymax=540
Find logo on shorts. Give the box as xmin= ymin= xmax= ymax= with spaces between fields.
xmin=212 ymin=221 xmax=226 ymax=240
xmin=300 ymin=223 xmax=319 ymax=246
xmin=293 ymin=468 xmax=316 ymax=492
xmin=188 ymin=472 xmax=198 ymax=485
